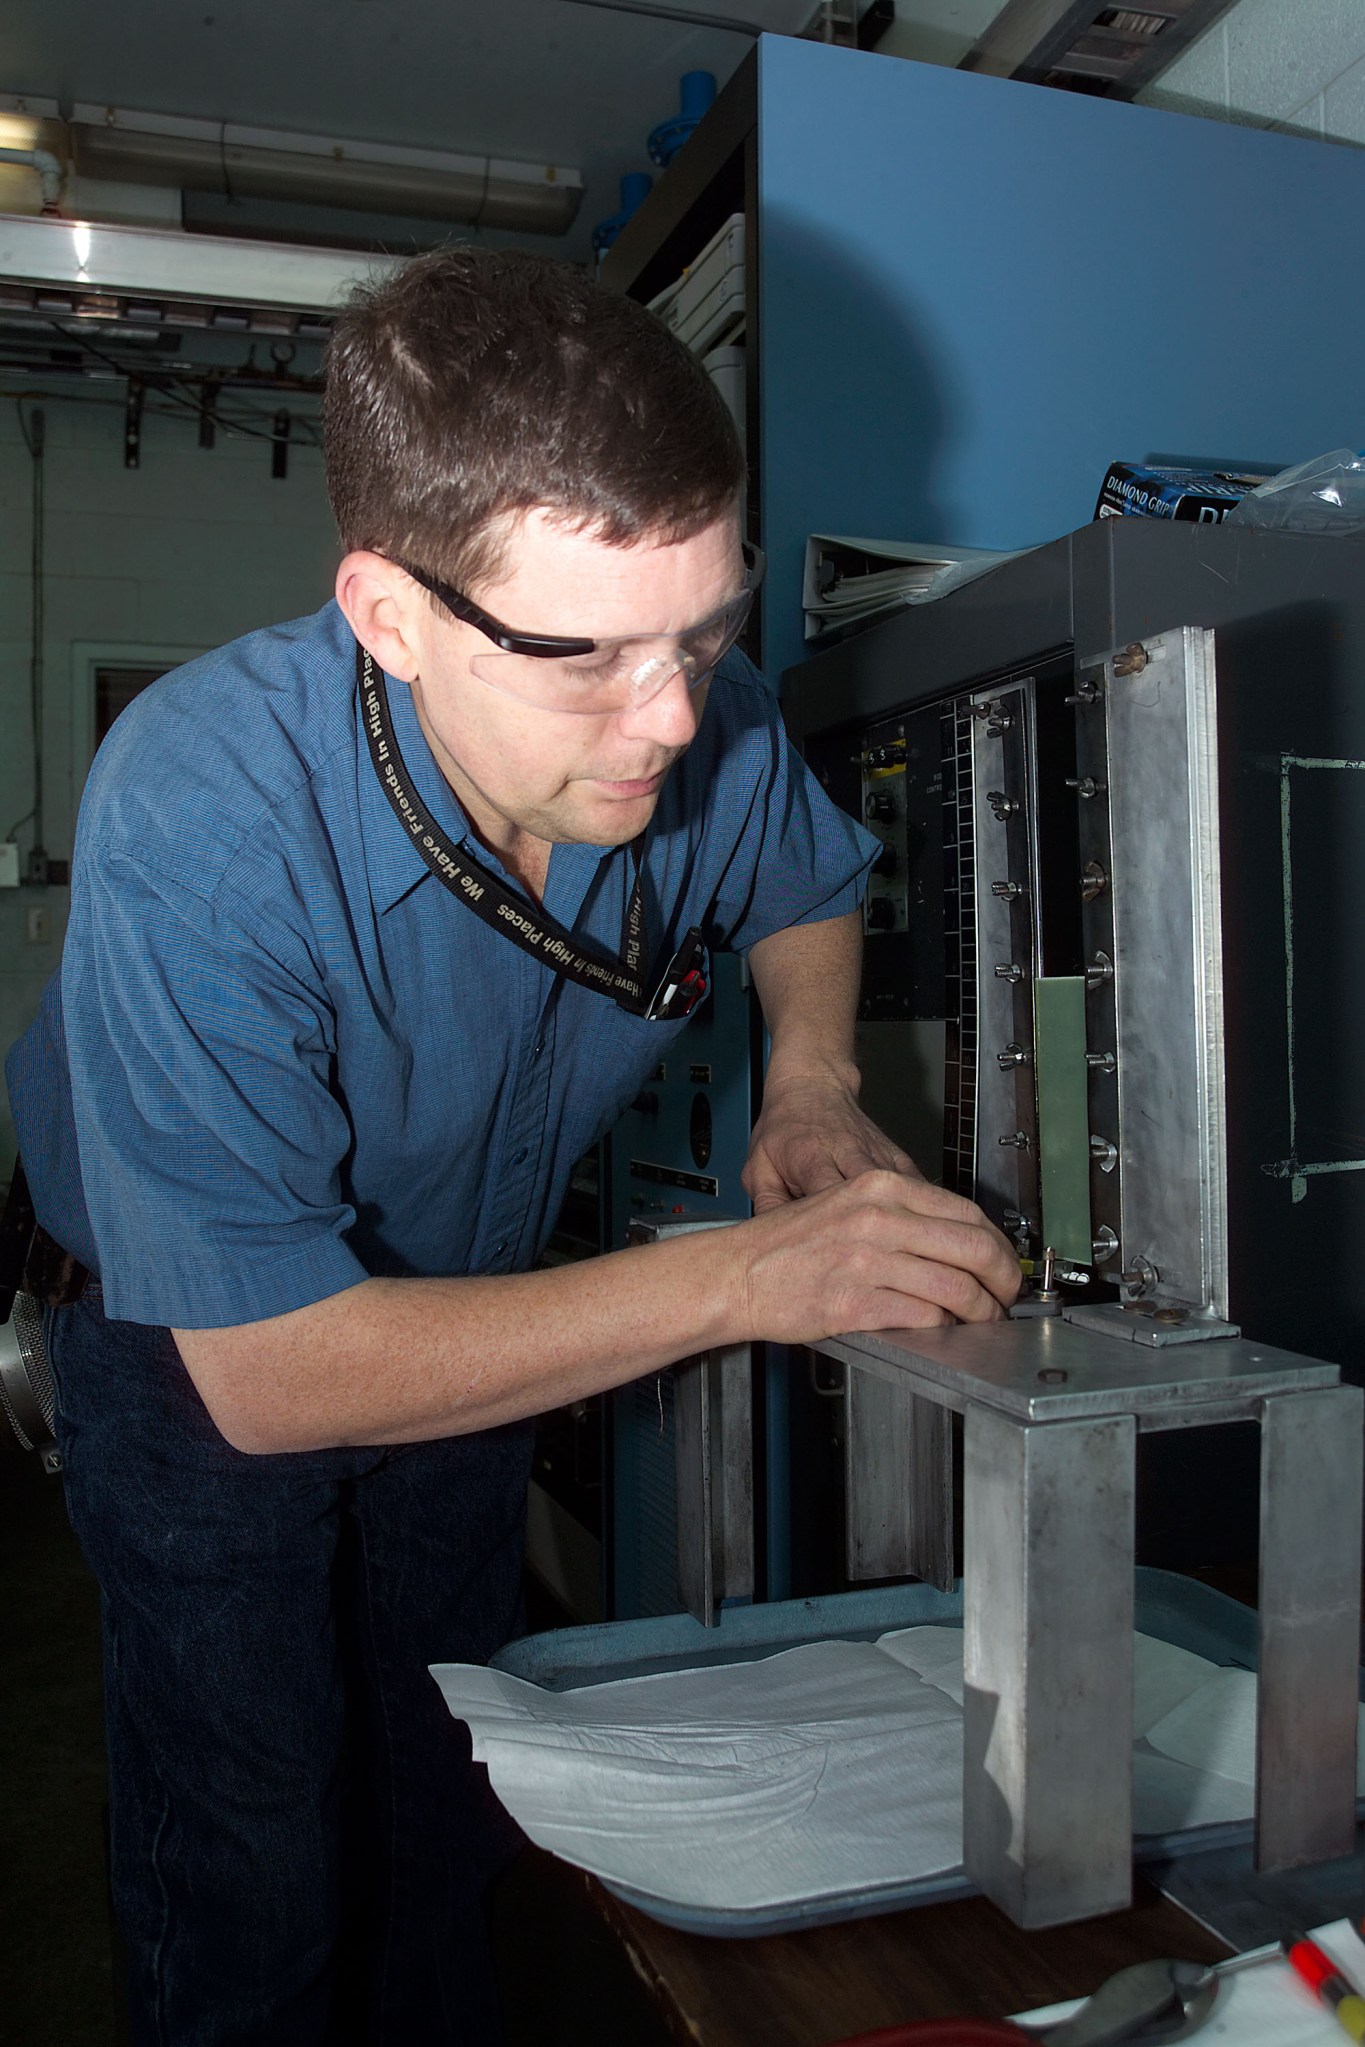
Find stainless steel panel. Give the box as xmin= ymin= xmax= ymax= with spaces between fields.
xmin=963 ymin=1407 xmax=1136 ymax=1926
xmin=814 ymin=1318 xmax=1338 ymax=1428
xmin=1255 ymin=1384 xmax=1364 ymax=1872
xmin=844 ymin=1371 xmax=954 ymax=1590
xmin=1100 ymin=627 xmax=1229 ymax=1314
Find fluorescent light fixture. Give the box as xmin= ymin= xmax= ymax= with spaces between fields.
xmin=0 ymin=211 xmax=397 ymax=329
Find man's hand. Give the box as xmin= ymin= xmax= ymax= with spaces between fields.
xmin=734 ymin=1168 xmax=1021 ymax=1342
xmin=742 ymin=1069 xmax=919 ymax=1212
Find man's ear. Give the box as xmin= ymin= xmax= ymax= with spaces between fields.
xmin=335 ymin=552 xmax=424 ymax=683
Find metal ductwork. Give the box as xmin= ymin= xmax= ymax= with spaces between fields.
xmin=65 ymin=105 xmax=584 ymax=237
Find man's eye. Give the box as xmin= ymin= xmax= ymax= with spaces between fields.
xmin=560 ymin=648 xmax=629 ymax=679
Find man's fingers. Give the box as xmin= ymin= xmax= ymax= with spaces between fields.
xmin=842 ymin=1173 xmax=1020 ymax=1307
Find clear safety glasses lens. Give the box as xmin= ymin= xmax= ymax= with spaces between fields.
xmin=468 ymin=587 xmax=755 ymax=715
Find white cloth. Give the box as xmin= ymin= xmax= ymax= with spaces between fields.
xmin=430 ymin=1628 xmax=1365 ymax=1917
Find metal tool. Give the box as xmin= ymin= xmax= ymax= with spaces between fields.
xmin=1028 ymin=1947 xmax=1277 ymax=2046
xmin=826 ymin=1946 xmax=1276 ymax=2047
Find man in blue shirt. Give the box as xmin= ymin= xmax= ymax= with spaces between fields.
xmin=9 ymin=250 xmax=1016 ymax=2045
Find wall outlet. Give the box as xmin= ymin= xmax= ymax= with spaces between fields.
xmin=25 ymin=904 xmax=50 ymax=945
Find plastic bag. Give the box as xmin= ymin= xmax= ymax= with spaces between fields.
xmin=1224 ymin=447 xmax=1365 ymax=536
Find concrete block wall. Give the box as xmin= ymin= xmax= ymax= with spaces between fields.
xmin=0 ymin=387 xmax=338 ymax=1176
xmin=1140 ymin=0 xmax=1365 ymax=145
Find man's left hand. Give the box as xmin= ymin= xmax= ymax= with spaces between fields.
xmin=742 ymin=1071 xmax=919 ymax=1214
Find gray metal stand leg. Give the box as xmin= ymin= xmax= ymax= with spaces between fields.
xmin=1255 ymin=1384 xmax=1364 ymax=1871
xmin=963 ymin=1407 xmax=1136 ymax=1928
xmin=845 ymin=1370 xmax=955 ymax=1592
xmin=673 ymin=1344 xmax=754 ymax=1627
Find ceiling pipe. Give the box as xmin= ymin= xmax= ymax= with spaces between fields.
xmin=69 ymin=110 xmax=582 ymax=236
xmin=0 ymin=146 xmax=64 ymax=211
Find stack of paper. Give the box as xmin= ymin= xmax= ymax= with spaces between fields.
xmin=803 ymin=534 xmax=1028 ymax=642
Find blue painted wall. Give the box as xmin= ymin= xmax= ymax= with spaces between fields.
xmin=757 ymin=37 xmax=1365 ymax=676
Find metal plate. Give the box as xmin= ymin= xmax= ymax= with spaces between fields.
xmin=816 ymin=1318 xmax=1337 ymax=1429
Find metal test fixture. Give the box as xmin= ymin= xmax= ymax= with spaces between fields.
xmin=647 ymin=519 xmax=1365 ymax=1931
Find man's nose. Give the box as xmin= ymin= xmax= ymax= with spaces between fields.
xmin=619 ymin=663 xmax=703 ymax=746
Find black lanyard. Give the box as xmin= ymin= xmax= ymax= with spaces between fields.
xmin=357 ymin=643 xmax=709 ymax=1021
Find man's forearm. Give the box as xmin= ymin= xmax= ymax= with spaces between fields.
xmin=175 ymin=1231 xmax=752 ymax=1455
xmin=746 ymin=910 xmax=863 ymax=1093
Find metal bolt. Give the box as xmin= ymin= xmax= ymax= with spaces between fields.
xmin=997 ymin=1043 xmax=1031 ymax=1070
xmin=1086 ymin=1051 xmax=1117 ymax=1075
xmin=1119 ymin=1255 xmax=1159 ymax=1299
xmin=998 ymin=1130 xmax=1031 ymax=1151
xmin=1080 ymin=862 xmax=1109 ymax=901
xmin=1065 ymin=679 xmax=1102 ymax=706
xmin=1092 ymin=1226 xmax=1120 ymax=1263
xmin=1089 ymin=1134 xmax=1119 ymax=1173
xmin=1065 ymin=775 xmax=1106 ymax=799
xmin=1085 ymin=951 xmax=1115 ymax=989
xmin=987 ymin=790 xmax=1018 ymax=821
xmin=991 ymin=880 xmax=1023 ymax=901
xmin=994 ymin=962 xmax=1023 ymax=984
xmin=1112 ymin=642 xmax=1149 ymax=677
xmin=972 ymin=698 xmax=1013 ymax=731
xmin=1154 ymin=1308 xmax=1188 ymax=1325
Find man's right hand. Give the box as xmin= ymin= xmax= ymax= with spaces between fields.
xmin=729 ymin=1168 xmax=1020 ymax=1346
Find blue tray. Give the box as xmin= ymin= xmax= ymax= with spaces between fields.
xmin=490 ymin=1568 xmax=1347 ymax=1938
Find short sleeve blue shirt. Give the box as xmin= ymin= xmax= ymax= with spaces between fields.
xmin=8 ymin=601 xmax=876 ymax=1329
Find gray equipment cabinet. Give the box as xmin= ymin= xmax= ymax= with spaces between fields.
xmin=780 ymin=518 xmax=1365 ymax=1927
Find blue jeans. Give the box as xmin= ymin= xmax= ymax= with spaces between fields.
xmin=48 ymin=1283 xmax=534 ymax=2047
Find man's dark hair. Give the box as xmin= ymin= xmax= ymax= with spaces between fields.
xmin=324 ymin=246 xmax=745 ymax=593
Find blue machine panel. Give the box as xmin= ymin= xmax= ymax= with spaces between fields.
xmin=756 ymin=36 xmax=1365 ymax=674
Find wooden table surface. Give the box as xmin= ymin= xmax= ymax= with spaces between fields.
xmin=539 ymin=1854 xmax=1231 ymax=2046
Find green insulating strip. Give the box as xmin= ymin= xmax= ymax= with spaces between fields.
xmin=1034 ymin=976 xmax=1093 ymax=1266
